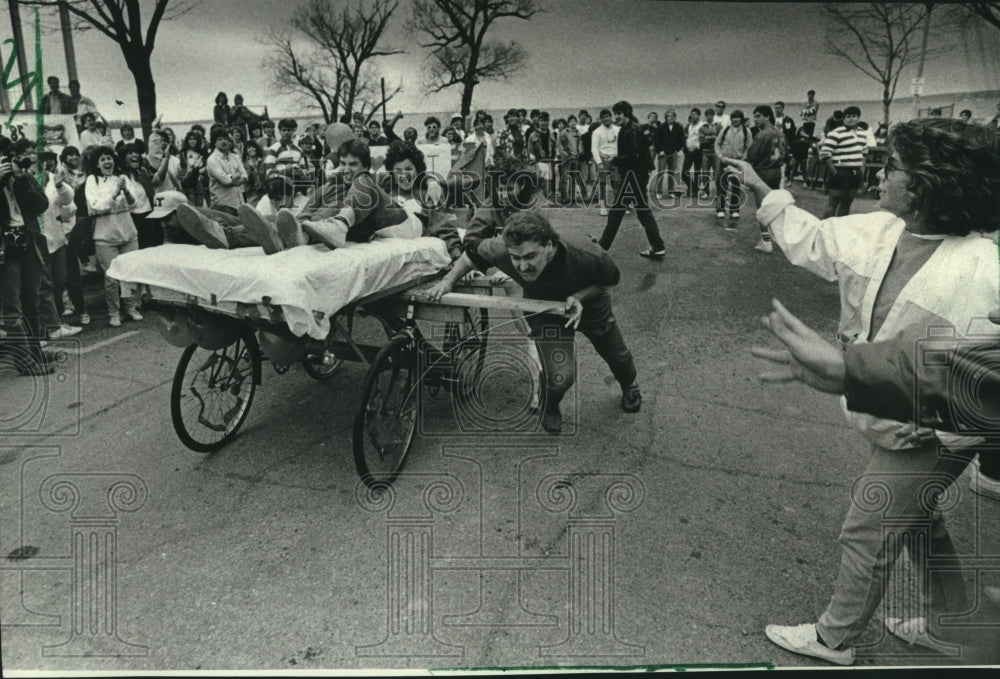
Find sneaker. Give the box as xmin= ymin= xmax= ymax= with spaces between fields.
xmin=176 ymin=204 xmax=229 ymax=250
xmin=109 ymin=314 xmax=122 ymax=328
xmin=276 ymin=209 xmax=309 ymax=249
xmin=969 ymin=465 xmax=1000 ymax=501
xmin=765 ymin=623 xmax=854 ymax=666
xmin=599 ymin=207 xmax=608 ymax=217
xmin=754 ymin=239 xmax=774 ymax=254
xmin=61 ymin=307 xmax=74 ymax=317
xmin=79 ymin=313 xmax=91 ymax=326
xmin=540 ymin=404 xmax=562 ymax=433
xmin=50 ymin=324 xmax=83 ymax=339
xmin=716 ymin=210 xmax=726 ymax=218
xmin=126 ymin=309 xmax=144 ymax=322
xmin=639 ymin=248 xmax=666 ymax=259
xmin=884 ymin=617 xmax=954 ymax=654
xmin=730 ymin=211 xmax=740 ymax=219
xmin=301 ymin=219 xmax=347 ymax=250
xmin=238 ymin=204 xmax=283 ymax=255
xmin=621 ymin=383 xmax=641 ymax=413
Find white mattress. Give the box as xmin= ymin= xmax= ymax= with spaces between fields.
xmin=108 ymin=238 xmax=452 ymax=340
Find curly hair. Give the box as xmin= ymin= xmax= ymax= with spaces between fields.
xmin=383 ymin=141 xmax=427 ymax=174
xmin=888 ymin=118 xmax=1000 ymax=236
xmin=501 ymin=210 xmax=560 ymax=248
xmin=85 ymin=145 xmax=120 ymax=177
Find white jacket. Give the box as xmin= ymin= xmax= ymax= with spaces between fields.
xmin=758 ymin=189 xmax=1000 ymax=451
xmin=42 ymin=174 xmax=76 ymax=253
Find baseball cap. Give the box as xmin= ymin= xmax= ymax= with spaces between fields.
xmin=148 ymin=191 xmax=189 ymax=219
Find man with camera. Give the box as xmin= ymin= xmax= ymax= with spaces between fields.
xmin=1 ymin=138 xmax=54 ymax=375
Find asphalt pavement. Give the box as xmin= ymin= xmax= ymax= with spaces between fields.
xmin=2 ymin=181 xmax=998 ymax=672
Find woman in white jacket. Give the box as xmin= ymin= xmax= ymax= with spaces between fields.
xmin=725 ymin=118 xmax=1000 ymax=665
xmin=84 ymin=145 xmax=143 ymax=327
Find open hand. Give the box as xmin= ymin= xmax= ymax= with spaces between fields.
xmin=751 ymin=298 xmax=846 ymax=394
xmin=564 ymin=296 xmax=583 ymax=329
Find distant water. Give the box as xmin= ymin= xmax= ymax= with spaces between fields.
xmin=118 ymin=89 xmax=1000 ymax=133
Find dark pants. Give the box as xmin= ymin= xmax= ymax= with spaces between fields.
xmin=61 ymin=239 xmax=86 ymax=316
xmin=682 ymin=149 xmax=701 ymax=195
xmin=0 ymin=234 xmax=45 ymax=362
xmin=527 ymin=313 xmax=637 ymax=409
xmin=599 ymin=168 xmax=665 ymax=252
xmin=716 ymin=168 xmax=743 ymax=212
xmin=823 ymin=167 xmax=863 ymax=218
xmin=981 ymin=451 xmax=1000 ymax=480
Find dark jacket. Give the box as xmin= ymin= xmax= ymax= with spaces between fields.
xmin=1 ymin=174 xmax=50 ymax=237
xmin=654 ymin=121 xmax=686 ymax=155
xmin=612 ymin=119 xmax=653 ymax=174
xmin=469 ymin=236 xmax=620 ymax=327
xmin=844 ymin=333 xmax=999 ymax=436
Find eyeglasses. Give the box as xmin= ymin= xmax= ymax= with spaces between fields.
xmin=884 ymin=156 xmax=905 ymax=173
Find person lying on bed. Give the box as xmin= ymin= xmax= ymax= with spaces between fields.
xmin=165 ymin=176 xmax=310 ymax=249
xmin=241 ymin=138 xmax=423 ymax=254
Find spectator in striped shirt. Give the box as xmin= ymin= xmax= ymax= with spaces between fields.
xmin=819 ymin=106 xmax=866 ymax=218
xmin=263 ymin=118 xmax=313 ymax=193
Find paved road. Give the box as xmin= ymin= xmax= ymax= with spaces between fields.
xmin=2 ymin=184 xmax=997 ymax=672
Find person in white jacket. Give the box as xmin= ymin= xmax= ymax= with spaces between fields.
xmin=84 ymin=145 xmax=142 ymax=327
xmin=725 ymin=118 xmax=1000 ymax=666
xmin=41 ymin=160 xmax=83 ymax=338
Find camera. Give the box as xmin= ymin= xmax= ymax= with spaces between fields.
xmin=916 ymin=324 xmax=1000 ymax=437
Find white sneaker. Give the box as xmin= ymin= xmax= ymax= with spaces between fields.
xmin=50 ymin=324 xmax=83 ymax=339
xmin=61 ymin=307 xmax=74 ymax=317
xmin=755 ymin=239 xmax=774 ymax=253
xmin=109 ymin=315 xmax=122 ymax=328
xmin=599 ymin=207 xmax=608 ymax=216
xmin=884 ymin=617 xmax=955 ymax=654
xmin=969 ymin=465 xmax=1000 ymax=501
xmin=715 ymin=210 xmax=726 ymax=218
xmin=730 ymin=211 xmax=740 ymax=219
xmin=765 ymin=623 xmax=854 ymax=666
xmin=79 ymin=313 xmax=91 ymax=326
xmin=126 ymin=309 xmax=144 ymax=322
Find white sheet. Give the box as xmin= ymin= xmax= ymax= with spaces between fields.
xmin=108 ymin=238 xmax=451 ymax=340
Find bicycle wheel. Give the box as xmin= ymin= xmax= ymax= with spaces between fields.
xmin=170 ymin=333 xmax=261 ymax=453
xmin=353 ymin=335 xmax=419 ymax=487
xmin=302 ymin=350 xmax=343 ymax=381
xmin=443 ymin=307 xmax=489 ymax=392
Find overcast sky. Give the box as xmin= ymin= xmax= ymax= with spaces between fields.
xmin=9 ymin=0 xmax=1000 ymax=123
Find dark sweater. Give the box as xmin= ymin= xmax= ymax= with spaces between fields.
xmin=468 ymin=236 xmax=619 ymax=326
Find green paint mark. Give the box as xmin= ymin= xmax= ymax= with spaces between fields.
xmin=34 ymin=7 xmax=46 ymax=241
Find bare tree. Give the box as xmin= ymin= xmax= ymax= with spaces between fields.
xmin=261 ymin=32 xmax=345 ymax=124
xmin=268 ymin=0 xmax=403 ymax=123
xmin=22 ymin=0 xmax=198 ymax=138
xmin=821 ymin=3 xmax=958 ymax=125
xmin=959 ymin=2 xmax=1000 ymax=30
xmin=408 ymin=0 xmax=540 ymax=125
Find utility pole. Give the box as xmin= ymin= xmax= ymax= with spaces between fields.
xmin=59 ymin=0 xmax=79 ymax=82
xmin=7 ymin=0 xmax=36 ymax=111
xmin=913 ymin=3 xmax=933 ymax=118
